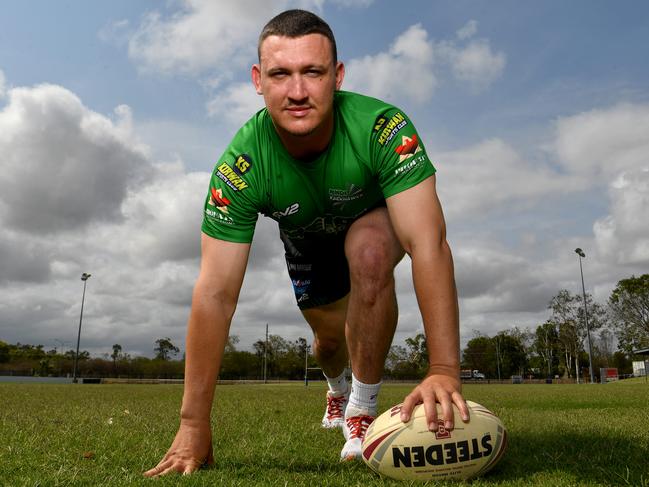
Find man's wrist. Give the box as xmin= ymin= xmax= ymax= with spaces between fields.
xmin=426 ymin=364 xmax=459 ymax=378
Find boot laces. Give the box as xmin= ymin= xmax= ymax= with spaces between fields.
xmin=326 ymin=394 xmax=346 ymax=420
xmin=345 ymin=415 xmax=374 ymax=439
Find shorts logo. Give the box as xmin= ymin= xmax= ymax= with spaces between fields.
xmin=209 ymin=187 xmax=231 ymax=214
xmin=234 ymin=154 xmax=252 ymax=176
xmin=395 ymin=134 xmax=422 ymax=162
xmin=217 ymin=162 xmax=249 ymax=191
xmin=377 ymin=112 xmax=407 ymax=146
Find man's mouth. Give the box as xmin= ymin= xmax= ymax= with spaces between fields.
xmin=286 ymin=106 xmax=312 ymax=117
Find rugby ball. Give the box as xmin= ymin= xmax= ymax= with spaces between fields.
xmin=362 ymin=401 xmax=506 ymax=481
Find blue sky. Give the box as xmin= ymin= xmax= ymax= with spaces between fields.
xmin=1 ymin=1 xmax=648 ymax=358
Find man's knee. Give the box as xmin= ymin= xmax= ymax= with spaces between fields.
xmin=313 ymin=335 xmax=344 ymax=360
xmin=345 ymin=237 xmax=400 ymax=307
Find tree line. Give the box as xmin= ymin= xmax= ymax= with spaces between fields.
xmin=1 ymin=274 xmax=647 ymax=381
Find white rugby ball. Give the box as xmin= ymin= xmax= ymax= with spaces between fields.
xmin=362 ymin=400 xmax=506 ymax=481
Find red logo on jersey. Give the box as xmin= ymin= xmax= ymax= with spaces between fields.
xmin=209 ymin=187 xmax=231 ymax=213
xmin=395 ymin=134 xmax=422 ymax=162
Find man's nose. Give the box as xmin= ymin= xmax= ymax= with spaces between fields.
xmin=287 ymin=75 xmax=307 ymax=101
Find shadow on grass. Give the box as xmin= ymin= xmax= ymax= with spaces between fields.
xmin=493 ymin=430 xmax=648 ymax=486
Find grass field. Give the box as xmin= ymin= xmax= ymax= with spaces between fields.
xmin=1 ymin=381 xmax=648 ymax=487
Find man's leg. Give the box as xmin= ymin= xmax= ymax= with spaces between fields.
xmin=341 ymin=207 xmax=405 ymax=460
xmin=302 ymin=297 xmax=350 ymax=428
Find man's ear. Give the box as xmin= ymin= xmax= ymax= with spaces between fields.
xmin=335 ymin=61 xmax=345 ymax=90
xmin=251 ymin=64 xmax=263 ymax=95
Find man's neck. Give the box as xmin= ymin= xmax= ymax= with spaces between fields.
xmin=275 ymin=115 xmax=334 ymax=161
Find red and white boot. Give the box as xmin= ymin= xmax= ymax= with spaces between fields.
xmin=340 ymin=412 xmax=375 ymax=461
xmin=321 ymin=391 xmax=348 ymax=429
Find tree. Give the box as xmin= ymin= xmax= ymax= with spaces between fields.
xmin=404 ymin=333 xmax=428 ymax=375
xmin=609 ymin=274 xmax=649 ymax=352
xmin=462 ymin=334 xmax=495 ymax=377
xmin=111 ymin=344 xmax=122 ymax=375
xmin=534 ymin=321 xmax=560 ymax=377
xmin=154 ymin=338 xmax=179 ymax=361
xmin=549 ymin=289 xmax=607 ymax=380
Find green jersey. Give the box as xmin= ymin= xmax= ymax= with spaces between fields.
xmin=201 ymin=91 xmax=436 ymax=243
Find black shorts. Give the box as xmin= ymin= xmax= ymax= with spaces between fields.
xmin=281 ymin=230 xmax=350 ymax=310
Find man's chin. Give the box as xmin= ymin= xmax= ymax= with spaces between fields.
xmin=279 ymin=122 xmax=318 ymax=138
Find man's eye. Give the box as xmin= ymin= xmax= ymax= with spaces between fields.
xmin=306 ymin=70 xmax=322 ymax=77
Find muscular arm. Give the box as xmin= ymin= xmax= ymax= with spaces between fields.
xmin=145 ymin=233 xmax=250 ymax=477
xmin=386 ymin=175 xmax=469 ymax=430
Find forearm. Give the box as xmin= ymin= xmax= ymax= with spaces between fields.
xmin=180 ymin=286 xmax=236 ymax=424
xmin=411 ymin=240 xmax=460 ymax=377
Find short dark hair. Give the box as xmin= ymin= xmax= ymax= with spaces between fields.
xmin=258 ymin=9 xmax=337 ymax=64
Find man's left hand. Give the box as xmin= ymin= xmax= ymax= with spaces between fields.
xmin=399 ymin=374 xmax=470 ymax=431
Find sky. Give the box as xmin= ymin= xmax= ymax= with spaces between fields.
xmin=1 ymin=0 xmax=648 ymax=359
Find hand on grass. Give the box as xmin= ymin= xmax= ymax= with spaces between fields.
xmin=399 ymin=373 xmax=469 ymax=432
xmin=143 ymin=419 xmax=214 ymax=477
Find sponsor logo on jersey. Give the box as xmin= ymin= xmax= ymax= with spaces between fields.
xmin=205 ymin=207 xmax=234 ymax=225
xmin=373 ymin=116 xmax=387 ymax=132
xmin=377 ymin=112 xmax=407 ymax=146
xmin=329 ymin=183 xmax=364 ymax=209
xmin=216 ymin=162 xmax=249 ymax=191
xmin=209 ymin=187 xmax=231 ymax=214
xmin=272 ymin=202 xmax=300 ymax=219
xmin=394 ymin=154 xmax=427 ymax=176
xmin=234 ymin=154 xmax=252 ymax=176
xmin=395 ymin=134 xmax=422 ymax=162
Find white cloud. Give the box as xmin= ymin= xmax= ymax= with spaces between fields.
xmin=98 ymin=19 xmax=131 ymax=45
xmin=0 ymin=83 xmax=152 ymax=234
xmin=456 ymin=19 xmax=478 ymax=40
xmin=344 ymin=24 xmax=437 ymax=103
xmin=555 ymin=103 xmax=649 ymax=181
xmin=344 ymin=22 xmax=506 ymax=102
xmin=434 ymin=138 xmax=581 ymax=220
xmin=449 ymin=39 xmax=506 ymax=89
xmin=206 ymin=81 xmax=265 ymax=126
xmin=594 ymin=169 xmax=649 ymax=266
xmin=128 ymin=0 xmax=279 ymax=75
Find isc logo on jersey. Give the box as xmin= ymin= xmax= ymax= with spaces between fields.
xmin=272 ymin=203 xmax=300 ymax=219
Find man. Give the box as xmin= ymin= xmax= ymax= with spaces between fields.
xmin=145 ymin=9 xmax=468 ymax=477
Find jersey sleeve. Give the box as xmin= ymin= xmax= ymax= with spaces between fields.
xmin=201 ymin=149 xmax=260 ymax=243
xmin=370 ymin=108 xmax=436 ymax=199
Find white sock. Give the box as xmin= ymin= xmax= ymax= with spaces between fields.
xmin=324 ymin=371 xmax=348 ymax=396
xmin=347 ymin=374 xmax=381 ymax=417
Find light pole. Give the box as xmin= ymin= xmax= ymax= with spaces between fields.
xmin=304 ymin=340 xmax=310 ymax=387
xmin=575 ymin=248 xmax=595 ymax=384
xmin=72 ymin=272 xmax=91 ymax=384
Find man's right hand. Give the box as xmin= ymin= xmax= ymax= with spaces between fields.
xmin=143 ymin=419 xmax=214 ymax=477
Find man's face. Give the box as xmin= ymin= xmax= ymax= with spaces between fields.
xmin=252 ymin=34 xmax=344 ymax=139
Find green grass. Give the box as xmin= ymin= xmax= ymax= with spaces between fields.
xmin=1 ymin=382 xmax=648 ymax=486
